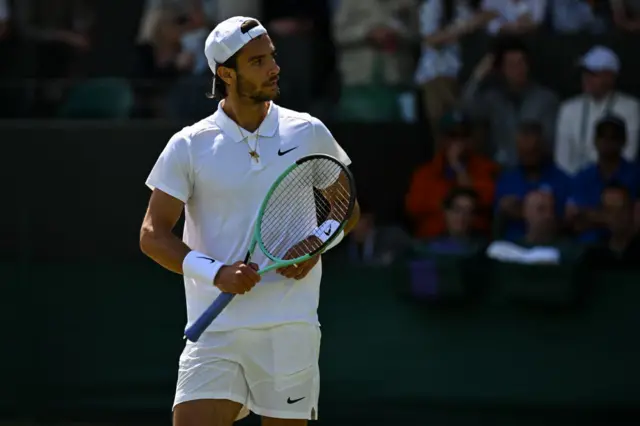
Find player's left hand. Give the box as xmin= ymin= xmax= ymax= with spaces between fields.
xmin=277 ymin=236 xmax=322 ymax=280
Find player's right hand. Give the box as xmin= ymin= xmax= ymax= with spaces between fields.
xmin=214 ymin=261 xmax=260 ymax=294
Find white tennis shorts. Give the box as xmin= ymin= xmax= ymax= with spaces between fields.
xmin=173 ymin=323 xmax=321 ymax=421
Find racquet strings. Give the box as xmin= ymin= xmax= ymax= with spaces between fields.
xmin=259 ymin=158 xmax=352 ymax=260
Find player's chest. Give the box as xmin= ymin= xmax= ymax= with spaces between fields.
xmin=192 ymin=135 xmax=314 ymax=196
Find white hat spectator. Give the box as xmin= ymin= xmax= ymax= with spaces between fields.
xmin=579 ymin=46 xmax=621 ymax=73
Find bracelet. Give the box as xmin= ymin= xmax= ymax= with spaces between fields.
xmin=182 ymin=251 xmax=224 ymax=285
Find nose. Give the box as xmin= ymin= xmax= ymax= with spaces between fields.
xmin=269 ymin=61 xmax=280 ymax=77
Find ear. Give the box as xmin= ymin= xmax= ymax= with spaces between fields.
xmin=216 ymin=66 xmax=235 ymax=86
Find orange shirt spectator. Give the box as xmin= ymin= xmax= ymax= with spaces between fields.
xmin=406 ymin=110 xmax=499 ymax=238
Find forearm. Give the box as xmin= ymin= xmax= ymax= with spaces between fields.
xmin=140 ymin=228 xmax=192 ymax=275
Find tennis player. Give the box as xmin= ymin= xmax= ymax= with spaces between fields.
xmin=139 ymin=16 xmax=360 ymax=426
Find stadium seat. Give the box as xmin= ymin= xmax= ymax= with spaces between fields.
xmin=58 ymin=78 xmax=134 ymax=119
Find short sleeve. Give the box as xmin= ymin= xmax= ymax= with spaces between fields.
xmin=419 ymin=0 xmax=442 ymax=36
xmin=145 ymin=131 xmax=193 ymax=203
xmin=311 ymin=117 xmax=351 ymax=167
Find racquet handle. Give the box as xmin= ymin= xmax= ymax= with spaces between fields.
xmin=184 ymin=292 xmax=235 ymax=342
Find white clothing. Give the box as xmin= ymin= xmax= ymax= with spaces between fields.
xmin=174 ymin=323 xmax=321 ymax=420
xmin=145 ymin=101 xmax=351 ymax=333
xmin=554 ymin=92 xmax=640 ymax=175
xmin=414 ymin=0 xmax=474 ymax=84
xmin=481 ymin=0 xmax=547 ymax=34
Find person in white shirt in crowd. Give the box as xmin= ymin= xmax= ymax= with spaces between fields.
xmin=555 ymin=45 xmax=640 ymax=175
xmin=415 ymin=0 xmax=496 ymax=140
xmin=481 ymin=0 xmax=547 ymax=35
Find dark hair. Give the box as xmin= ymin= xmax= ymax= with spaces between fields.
xmin=443 ymin=187 xmax=479 ymax=210
xmin=493 ymin=37 xmax=531 ymax=69
xmin=206 ymin=19 xmax=261 ymax=100
xmin=603 ymin=181 xmax=631 ymax=198
xmin=440 ymin=0 xmax=482 ymax=29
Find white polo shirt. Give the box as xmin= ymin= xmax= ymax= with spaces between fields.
xmin=146 ymin=102 xmax=351 ymax=332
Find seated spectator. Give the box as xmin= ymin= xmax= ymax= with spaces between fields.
xmin=481 ymin=0 xmax=546 ymax=35
xmin=611 ymin=0 xmax=640 ymax=32
xmin=346 ymin=212 xmax=413 ymax=266
xmin=427 ymin=187 xmax=487 ymax=254
xmin=463 ymin=37 xmax=559 ymax=166
xmin=332 ymin=0 xmax=418 ymax=122
xmin=583 ymin=183 xmax=640 ymax=268
xmin=11 ymin=0 xmax=95 ymax=116
xmin=555 ymin=46 xmax=640 ymax=175
xmin=495 ymin=121 xmax=571 ymax=241
xmin=406 ymin=110 xmax=499 ymax=239
xmin=415 ymin=0 xmax=496 ymax=140
xmin=551 ymin=0 xmax=611 ymax=34
xmin=566 ymin=115 xmax=640 ymax=242
xmin=487 ymin=190 xmax=576 ymax=264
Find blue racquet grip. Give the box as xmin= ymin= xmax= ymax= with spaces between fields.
xmin=184 ymin=292 xmax=235 ymax=342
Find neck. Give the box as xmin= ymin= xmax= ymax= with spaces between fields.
xmin=222 ymin=95 xmax=270 ymax=133
xmin=598 ymin=157 xmax=621 ymax=177
xmin=591 ymin=90 xmax=612 ymax=102
xmin=525 ymin=227 xmax=555 ymax=245
xmin=521 ymin=163 xmax=542 ymax=179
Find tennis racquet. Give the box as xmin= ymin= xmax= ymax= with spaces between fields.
xmin=184 ymin=153 xmax=357 ymax=342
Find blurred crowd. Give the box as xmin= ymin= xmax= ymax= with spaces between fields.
xmin=1 ymin=0 xmax=640 ymax=121
xmin=1 ymin=0 xmax=640 ymax=271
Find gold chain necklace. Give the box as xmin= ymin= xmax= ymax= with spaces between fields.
xmin=236 ymin=123 xmax=260 ymax=161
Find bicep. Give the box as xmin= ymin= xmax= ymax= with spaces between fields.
xmin=141 ymin=188 xmax=185 ymax=235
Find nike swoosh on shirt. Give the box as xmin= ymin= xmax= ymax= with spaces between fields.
xmin=278 ymin=146 xmax=298 ymax=156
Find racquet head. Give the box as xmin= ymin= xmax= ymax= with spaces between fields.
xmin=256 ymin=154 xmax=356 ymax=262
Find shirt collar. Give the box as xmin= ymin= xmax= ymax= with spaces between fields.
xmin=213 ymin=100 xmax=279 ymax=142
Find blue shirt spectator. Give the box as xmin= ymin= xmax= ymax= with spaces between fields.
xmin=566 ymin=115 xmax=640 ymax=242
xmin=495 ymin=121 xmax=572 ymax=241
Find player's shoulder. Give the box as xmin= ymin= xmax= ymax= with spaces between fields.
xmin=274 ymin=104 xmax=326 ymax=134
xmin=168 ymin=114 xmax=223 ymax=148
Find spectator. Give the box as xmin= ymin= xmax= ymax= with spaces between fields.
xmin=427 ymin=187 xmax=487 ymax=254
xmin=406 ymin=110 xmax=499 ymax=239
xmin=487 ymin=190 xmax=569 ymax=264
xmin=611 ymin=0 xmax=640 ymax=32
xmin=136 ymin=2 xmax=208 ymax=79
xmin=495 ymin=121 xmax=571 ymax=241
xmin=481 ymin=0 xmax=546 ymax=35
xmin=551 ymin=0 xmax=610 ymax=34
xmin=464 ymin=37 xmax=559 ymax=166
xmin=566 ymin=115 xmax=640 ymax=242
xmin=262 ymin=0 xmax=330 ymax=112
xmin=521 ymin=190 xmax=560 ymax=246
xmin=555 ymin=46 xmax=640 ymax=175
xmin=12 ymin=0 xmax=95 ymax=115
xmin=332 ymin=0 xmax=418 ymax=122
xmin=583 ymin=183 xmax=640 ymax=268
xmin=414 ymin=0 xmax=496 ymax=140
xmin=346 ymin=211 xmax=413 ymax=266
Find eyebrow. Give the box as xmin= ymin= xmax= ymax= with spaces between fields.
xmin=247 ymin=49 xmax=277 ymax=63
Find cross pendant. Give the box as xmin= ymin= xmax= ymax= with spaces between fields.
xmin=249 ymin=150 xmax=260 ymax=160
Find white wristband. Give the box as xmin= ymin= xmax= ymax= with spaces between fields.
xmin=182 ymin=251 xmax=224 ymax=285
xmin=314 ymin=220 xmax=341 ymax=243
xmin=313 ymin=220 xmax=344 ymax=252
